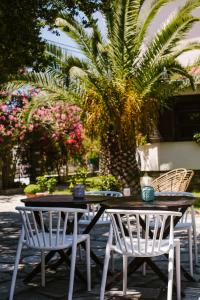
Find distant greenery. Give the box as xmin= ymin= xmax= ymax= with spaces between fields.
xmin=194 ymin=132 xmax=200 ymax=144
xmin=24 ymin=176 xmax=57 ymax=194
xmin=0 ymin=0 xmax=106 ymax=83
xmin=36 ymin=176 xmax=57 ymax=193
xmin=67 ymin=172 xmax=121 ymax=192
xmin=24 ymin=184 xmax=40 ymax=195
xmin=69 ymin=167 xmax=88 ymax=186
xmin=15 ymin=0 xmax=200 ymax=194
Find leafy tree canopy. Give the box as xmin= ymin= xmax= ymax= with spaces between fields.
xmin=0 ymin=0 xmax=106 ymax=83
xmin=5 ymin=0 xmax=200 ymax=192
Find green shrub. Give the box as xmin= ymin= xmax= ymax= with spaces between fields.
xmin=36 ymin=176 xmax=48 ymax=192
xmin=98 ymin=175 xmax=121 ymax=191
xmin=36 ymin=176 xmax=57 ymax=194
xmin=46 ymin=178 xmax=57 ymax=193
xmin=68 ymin=167 xmax=88 ymax=188
xmin=24 ymin=184 xmax=40 ymax=194
xmin=194 ymin=132 xmax=200 ymax=144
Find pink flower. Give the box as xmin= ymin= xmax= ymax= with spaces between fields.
xmin=0 ymin=116 xmax=6 ymax=121
xmin=0 ymin=104 xmax=7 ymax=112
xmin=6 ymin=130 xmax=12 ymax=136
xmin=66 ymin=139 xmax=76 ymax=145
xmin=29 ymin=124 xmax=34 ymax=131
xmin=9 ymin=115 xmax=16 ymax=121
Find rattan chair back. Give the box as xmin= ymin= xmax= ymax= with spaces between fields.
xmin=151 ymin=168 xmax=187 ymax=192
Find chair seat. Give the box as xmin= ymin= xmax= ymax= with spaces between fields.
xmin=175 ymin=222 xmax=192 ymax=231
xmin=24 ymin=233 xmax=89 ymax=250
xmin=111 ymin=237 xmax=179 ymax=257
xmin=79 ymin=216 xmax=110 ymax=225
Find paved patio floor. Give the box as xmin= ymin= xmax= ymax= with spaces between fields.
xmin=1 ymin=195 xmax=200 ymax=300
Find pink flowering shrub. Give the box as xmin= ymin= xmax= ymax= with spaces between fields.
xmin=0 ymin=103 xmax=21 ymax=149
xmin=0 ymin=97 xmax=83 ymax=183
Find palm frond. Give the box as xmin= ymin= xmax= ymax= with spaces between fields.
xmin=173 ymin=42 xmax=200 ymax=58
xmin=46 ymin=43 xmax=64 ymax=60
xmin=56 ymin=14 xmax=109 ymax=76
xmin=135 ymin=0 xmax=173 ymax=49
xmin=8 ymin=70 xmax=80 ymax=105
xmin=136 ymin=15 xmax=199 ymax=78
xmin=139 ymin=58 xmax=194 ymax=97
xmin=108 ymin=0 xmax=144 ymax=75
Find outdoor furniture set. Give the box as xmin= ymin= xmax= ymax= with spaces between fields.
xmin=9 ymin=168 xmax=197 ymax=300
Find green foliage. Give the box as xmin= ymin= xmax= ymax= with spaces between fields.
xmin=46 ymin=178 xmax=57 ymax=193
xmin=36 ymin=176 xmax=49 ymax=192
xmin=69 ymin=167 xmax=88 ymax=186
xmin=20 ymin=0 xmax=198 ymax=144
xmin=36 ymin=176 xmax=57 ymax=193
xmin=24 ymin=184 xmax=40 ymax=195
xmin=194 ymin=132 xmax=200 ymax=144
xmin=0 ymin=0 xmax=104 ymax=83
xmin=6 ymin=0 xmax=200 ymax=190
xmin=91 ymin=175 xmax=121 ymax=191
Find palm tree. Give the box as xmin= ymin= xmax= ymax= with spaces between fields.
xmin=5 ymin=0 xmax=200 ymax=193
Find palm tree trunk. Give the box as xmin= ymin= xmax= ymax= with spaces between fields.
xmin=101 ymin=132 xmax=141 ymax=194
xmin=99 ymin=144 xmax=110 ymax=175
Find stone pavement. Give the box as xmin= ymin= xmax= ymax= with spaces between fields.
xmin=1 ymin=195 xmax=200 ymax=300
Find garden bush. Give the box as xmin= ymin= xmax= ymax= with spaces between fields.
xmin=87 ymin=175 xmax=121 ymax=191
xmin=36 ymin=176 xmax=57 ymax=193
xmin=98 ymin=175 xmax=121 ymax=191
xmin=24 ymin=184 xmax=40 ymax=195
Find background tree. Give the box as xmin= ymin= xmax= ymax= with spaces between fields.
xmin=19 ymin=101 xmax=83 ymax=182
xmin=0 ymin=95 xmax=83 ymax=187
xmin=0 ymin=0 xmax=106 ymax=83
xmin=5 ymin=0 xmax=200 ymax=193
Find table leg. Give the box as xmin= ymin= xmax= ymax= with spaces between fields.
xmin=83 ymin=206 xmax=106 ymax=234
xmin=24 ymin=248 xmax=87 ymax=285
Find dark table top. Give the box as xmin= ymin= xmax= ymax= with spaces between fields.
xmin=22 ymin=194 xmax=195 ymax=210
xmin=101 ymin=197 xmax=194 ymax=210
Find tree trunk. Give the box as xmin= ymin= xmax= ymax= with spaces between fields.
xmin=101 ymin=132 xmax=141 ymax=194
xmin=99 ymin=144 xmax=110 ymax=175
xmin=1 ymin=150 xmax=16 ymax=189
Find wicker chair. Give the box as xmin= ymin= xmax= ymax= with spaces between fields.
xmin=179 ymin=169 xmax=194 ymax=192
xmin=151 ymin=168 xmax=187 ymax=192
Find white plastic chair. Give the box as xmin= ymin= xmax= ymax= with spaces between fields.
xmin=100 ymin=209 xmax=181 ymax=300
xmin=155 ymin=191 xmax=197 ymax=270
xmin=9 ymin=206 xmax=91 ymax=300
xmin=152 ymin=168 xmax=197 ymax=268
xmin=79 ymin=191 xmax=123 ymax=226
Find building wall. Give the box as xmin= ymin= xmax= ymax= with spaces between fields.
xmin=138 ymin=141 xmax=200 ymax=171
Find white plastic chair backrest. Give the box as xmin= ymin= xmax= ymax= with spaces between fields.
xmin=107 ymin=209 xmax=182 ymax=256
xmin=83 ymin=191 xmax=123 ymax=222
xmin=151 ymin=168 xmax=187 ymax=192
xmin=154 ymin=191 xmax=196 ymax=223
xmin=16 ymin=206 xmax=87 ymax=250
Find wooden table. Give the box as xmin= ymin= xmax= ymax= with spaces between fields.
xmin=22 ymin=194 xmax=195 ymax=288
xmin=101 ymin=195 xmax=196 ymax=291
